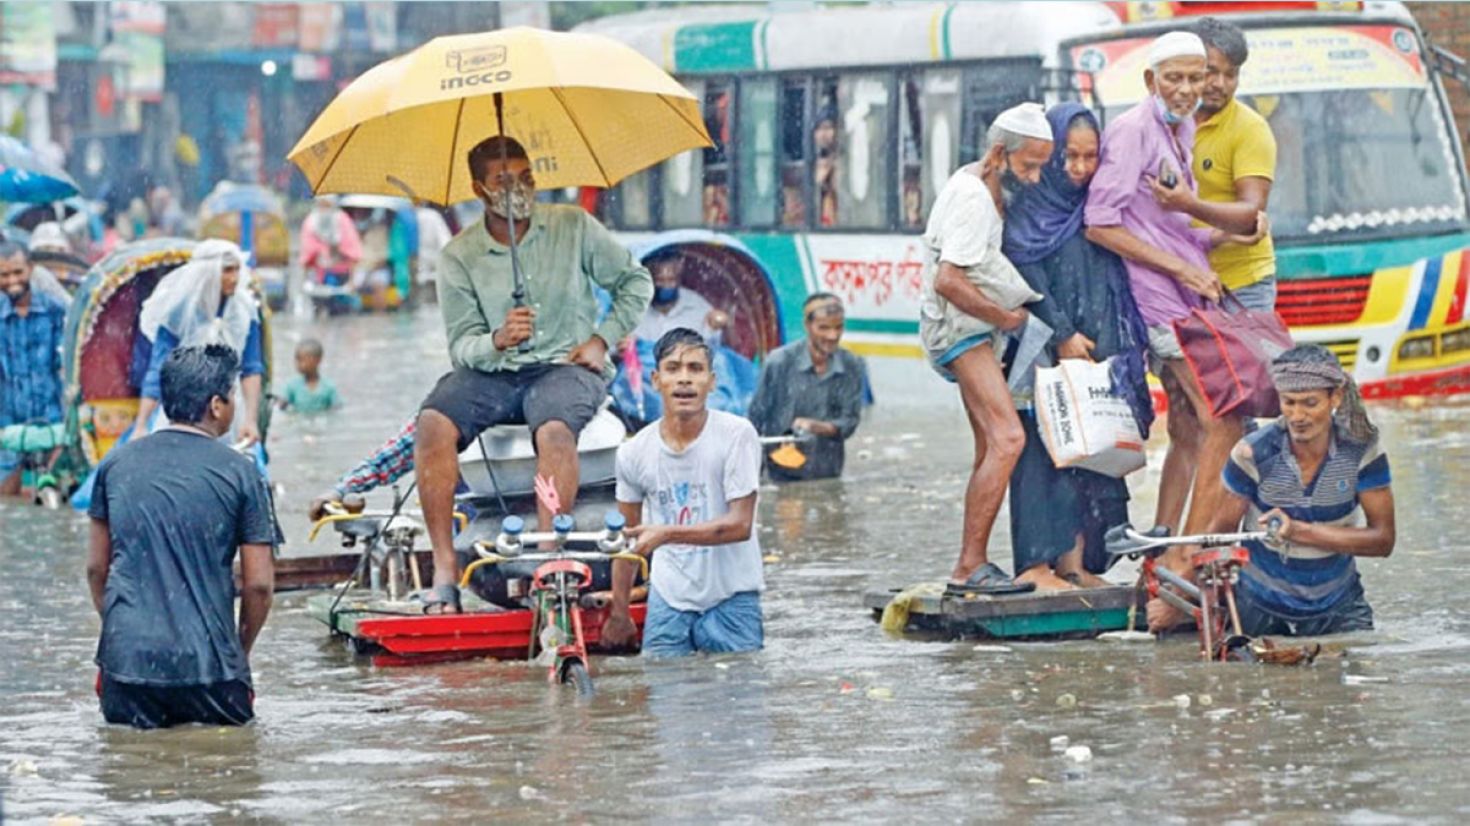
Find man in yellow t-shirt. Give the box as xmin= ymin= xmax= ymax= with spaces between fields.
xmin=1150 ymin=17 xmax=1277 ymax=311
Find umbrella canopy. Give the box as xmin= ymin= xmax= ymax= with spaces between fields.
xmin=287 ymin=27 xmax=711 ymax=206
xmin=199 ymin=183 xmax=285 ymax=217
xmin=0 ymin=136 xmax=80 ymax=203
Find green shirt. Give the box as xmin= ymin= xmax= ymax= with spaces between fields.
xmin=283 ymin=375 xmax=339 ymax=413
xmin=438 ymin=204 xmax=653 ymax=379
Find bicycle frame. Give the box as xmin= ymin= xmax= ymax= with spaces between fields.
xmin=460 ymin=512 xmax=648 ymax=689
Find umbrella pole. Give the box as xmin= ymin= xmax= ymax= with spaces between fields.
xmin=494 ymin=92 xmax=533 ymax=354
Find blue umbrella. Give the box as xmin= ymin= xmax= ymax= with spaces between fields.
xmin=0 ymin=136 xmax=80 ymax=203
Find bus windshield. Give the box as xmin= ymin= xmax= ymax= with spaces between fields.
xmin=1242 ymin=84 xmax=1466 ymax=242
xmin=1075 ymin=23 xmax=1470 ymax=245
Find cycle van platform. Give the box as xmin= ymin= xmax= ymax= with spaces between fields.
xmin=864 ymin=584 xmax=1139 ymax=640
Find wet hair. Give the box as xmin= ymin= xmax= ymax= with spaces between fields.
xmin=295 ymin=338 xmax=324 ymax=359
xmin=1194 ymin=17 xmax=1249 ymax=68
xmin=0 ymin=240 xmax=30 ymax=264
xmin=653 ymin=327 xmax=712 ymax=367
xmin=1066 ymin=113 xmax=1100 ymax=139
xmin=161 ymin=344 xmax=240 ymax=425
xmin=804 ymin=291 xmax=845 ymax=321
xmin=467 ymin=136 xmax=530 ymax=183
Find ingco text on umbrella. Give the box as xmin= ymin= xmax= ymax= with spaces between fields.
xmin=441 ymin=46 xmax=513 ymax=91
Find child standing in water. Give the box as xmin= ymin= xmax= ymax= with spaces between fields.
xmin=280 ymin=338 xmax=340 ymax=414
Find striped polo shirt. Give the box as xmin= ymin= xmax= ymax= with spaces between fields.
xmin=1221 ymin=421 xmax=1391 ymax=617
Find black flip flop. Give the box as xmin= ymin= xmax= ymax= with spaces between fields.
xmin=946 ymin=563 xmax=1036 ymax=596
xmin=413 ymin=583 xmax=462 ymax=614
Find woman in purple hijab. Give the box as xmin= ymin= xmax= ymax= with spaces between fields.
xmin=1001 ymin=102 xmax=1152 ymax=589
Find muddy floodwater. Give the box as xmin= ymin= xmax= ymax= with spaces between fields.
xmin=4 ymin=309 xmax=1469 ymax=823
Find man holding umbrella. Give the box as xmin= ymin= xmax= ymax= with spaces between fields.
xmin=414 ymin=136 xmax=653 ymax=612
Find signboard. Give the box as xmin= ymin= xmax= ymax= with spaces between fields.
xmin=0 ymin=2 xmax=57 ymax=90
xmin=1072 ymin=24 xmax=1427 ymax=108
xmin=110 ymin=1 xmax=166 ymax=102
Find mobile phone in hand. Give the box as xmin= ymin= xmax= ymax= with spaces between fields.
xmin=1158 ymin=159 xmax=1179 ymax=189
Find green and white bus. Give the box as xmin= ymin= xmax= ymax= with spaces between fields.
xmin=578 ymin=1 xmax=1470 ymax=399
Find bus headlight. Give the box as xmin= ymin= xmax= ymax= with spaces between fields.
xmin=1397 ymin=335 xmax=1436 ymax=361
xmin=1441 ymin=328 xmax=1470 ymax=355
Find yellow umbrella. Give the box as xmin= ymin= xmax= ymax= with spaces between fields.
xmin=287 ymin=27 xmax=712 ymax=206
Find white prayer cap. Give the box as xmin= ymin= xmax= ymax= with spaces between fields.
xmin=1148 ymin=31 xmax=1206 ymax=67
xmin=28 ymin=222 xmax=69 ymax=253
xmin=992 ymin=102 xmax=1053 ymax=142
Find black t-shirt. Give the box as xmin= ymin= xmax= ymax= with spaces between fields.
xmin=89 ymin=429 xmax=279 ymax=687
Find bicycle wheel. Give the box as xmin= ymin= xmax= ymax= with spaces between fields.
xmin=561 ymin=659 xmax=594 ymax=696
xmin=38 ymin=487 xmax=62 ymax=510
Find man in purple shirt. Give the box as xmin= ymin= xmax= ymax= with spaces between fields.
xmin=1084 ymin=31 xmax=1244 ymax=541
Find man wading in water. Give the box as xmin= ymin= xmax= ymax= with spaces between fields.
xmin=86 ymin=345 xmax=279 ymax=729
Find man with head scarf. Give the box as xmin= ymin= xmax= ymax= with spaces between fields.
xmin=1084 ymin=31 xmax=1265 ymax=550
xmin=1148 ymin=345 xmax=1395 ymax=636
xmin=747 ymin=293 xmax=867 ymax=482
xmin=920 ymin=101 xmax=1054 ymax=595
xmin=131 ymin=240 xmax=266 ymax=446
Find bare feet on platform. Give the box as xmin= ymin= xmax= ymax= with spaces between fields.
xmin=1017 ymin=565 xmax=1078 ymax=592
xmin=1059 ymin=570 xmax=1113 ymax=589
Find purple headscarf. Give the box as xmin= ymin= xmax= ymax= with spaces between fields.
xmin=1001 ymin=102 xmax=1101 ymax=266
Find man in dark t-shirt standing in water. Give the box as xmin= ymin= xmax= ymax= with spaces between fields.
xmin=86 ymin=344 xmax=279 ymax=729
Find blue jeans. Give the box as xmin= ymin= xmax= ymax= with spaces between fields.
xmin=1230 ymin=276 xmax=1277 ymax=313
xmin=643 ymin=588 xmax=763 ymax=658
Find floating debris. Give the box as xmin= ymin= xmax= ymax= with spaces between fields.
xmin=1055 ymin=693 xmax=1078 ymax=709
xmin=1064 ymin=745 xmax=1093 ymax=763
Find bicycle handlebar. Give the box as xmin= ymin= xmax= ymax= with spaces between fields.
xmin=1106 ymin=521 xmax=1281 ymax=557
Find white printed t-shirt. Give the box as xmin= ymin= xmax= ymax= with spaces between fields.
xmin=615 ymin=410 xmax=764 ymax=612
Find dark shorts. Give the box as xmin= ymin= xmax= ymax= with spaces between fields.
xmin=421 ymin=364 xmax=608 ymax=451
xmin=1236 ymin=581 xmax=1375 ymax=637
xmin=1009 ymin=411 xmax=1130 ymax=574
xmin=98 ymin=674 xmax=254 ymax=730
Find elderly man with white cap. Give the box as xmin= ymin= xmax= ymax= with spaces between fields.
xmin=1084 ymin=31 xmax=1252 ymax=547
xmin=919 ymin=101 xmax=1054 ymax=595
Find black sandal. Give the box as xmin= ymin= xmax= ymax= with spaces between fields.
xmin=413 ymin=583 xmax=462 ymax=614
xmin=945 ymin=563 xmax=1036 ymax=596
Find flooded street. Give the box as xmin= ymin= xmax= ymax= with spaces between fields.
xmin=4 ymin=308 xmax=1470 ymax=823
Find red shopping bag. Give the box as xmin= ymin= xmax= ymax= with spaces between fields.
xmin=1172 ymin=293 xmax=1295 ymax=418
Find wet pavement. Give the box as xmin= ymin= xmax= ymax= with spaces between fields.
xmin=3 ymin=308 xmax=1470 ymax=823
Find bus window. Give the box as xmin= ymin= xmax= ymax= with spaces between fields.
xmin=814 ymin=77 xmax=840 ymax=227
xmin=959 ymin=60 xmax=1042 ymax=165
xmin=917 ymin=70 xmax=961 ymax=229
xmin=703 ymin=81 xmax=733 ymax=227
xmin=738 ymin=77 xmax=778 ymax=228
xmin=616 ymin=169 xmax=654 ymax=230
xmin=899 ymin=73 xmax=923 ymax=229
xmin=781 ymin=79 xmax=809 ymax=228
xmin=661 ymin=79 xmax=706 ymax=228
xmin=835 ymin=72 xmax=892 ymax=229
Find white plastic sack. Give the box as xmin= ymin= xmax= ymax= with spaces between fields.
xmin=1034 ymin=357 xmax=1146 ymax=478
